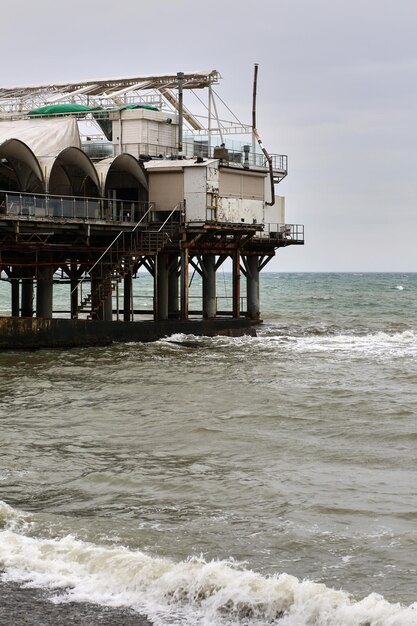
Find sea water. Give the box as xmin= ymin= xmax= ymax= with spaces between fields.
xmin=0 ymin=272 xmax=416 ymax=625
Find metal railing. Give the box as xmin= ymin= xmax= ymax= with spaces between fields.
xmin=76 ymin=134 xmax=288 ymax=174
xmin=108 ymin=294 xmax=249 ymax=317
xmin=269 ymin=154 xmax=288 ymax=172
xmin=0 ymin=190 xmax=152 ymax=224
xmin=74 ymin=205 xmax=182 ymax=318
xmin=75 ymin=206 xmax=155 ymax=295
xmin=150 ymin=203 xmax=183 ymax=238
xmin=115 ymin=142 xmax=180 ymax=159
xmin=259 ymin=223 xmax=304 ymax=243
xmin=183 ymin=139 xmax=287 ymax=172
xmin=77 ymin=228 xmax=170 ymax=319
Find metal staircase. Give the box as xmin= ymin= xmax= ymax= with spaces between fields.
xmin=76 ymin=206 xmax=181 ymax=319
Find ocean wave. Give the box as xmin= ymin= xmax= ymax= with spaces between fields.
xmin=0 ymin=503 xmax=416 ymax=626
xmin=160 ymin=330 xmax=417 ymax=359
xmin=0 ymin=500 xmax=33 ymax=533
xmin=290 ymin=329 xmax=417 ymax=357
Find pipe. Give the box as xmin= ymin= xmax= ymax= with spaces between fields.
xmin=252 ymin=63 xmax=258 ymax=134
xmin=252 ymin=63 xmax=275 ymax=206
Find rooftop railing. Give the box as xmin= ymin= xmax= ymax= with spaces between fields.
xmin=184 ymin=140 xmax=287 ymax=173
xmin=78 ymin=135 xmax=288 ymax=175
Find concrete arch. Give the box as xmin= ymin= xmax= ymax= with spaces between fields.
xmin=95 ymin=154 xmax=148 ymax=202
xmin=0 ymin=138 xmax=45 ymax=193
xmin=48 ymin=147 xmax=100 ymax=197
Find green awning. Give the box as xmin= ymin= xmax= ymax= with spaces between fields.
xmin=28 ymin=103 xmax=159 ymax=117
xmin=28 ymin=103 xmax=97 ymax=116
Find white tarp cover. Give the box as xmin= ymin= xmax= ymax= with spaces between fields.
xmin=0 ymin=118 xmax=80 ymax=158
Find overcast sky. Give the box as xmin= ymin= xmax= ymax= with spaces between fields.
xmin=1 ymin=0 xmax=416 ymax=271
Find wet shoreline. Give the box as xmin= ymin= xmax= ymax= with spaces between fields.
xmin=0 ymin=581 xmax=152 ymax=626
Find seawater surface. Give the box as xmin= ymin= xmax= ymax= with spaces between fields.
xmin=0 ymin=272 xmax=416 ymax=625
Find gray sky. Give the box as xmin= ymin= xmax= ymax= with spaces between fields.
xmin=1 ymin=0 xmax=416 ymax=271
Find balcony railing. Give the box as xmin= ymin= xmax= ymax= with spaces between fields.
xmin=258 ymin=223 xmax=304 ymax=243
xmin=0 ymin=191 xmax=152 ymax=224
xmin=0 ymin=192 xmax=303 ymax=245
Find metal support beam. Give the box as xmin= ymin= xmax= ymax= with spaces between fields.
xmin=91 ymin=272 xmax=101 ymax=320
xmin=189 ymin=257 xmax=203 ymax=277
xmin=202 ymin=254 xmax=216 ymax=319
xmin=69 ymin=264 xmax=86 ymax=320
xmin=102 ymin=274 xmax=113 ymax=321
xmin=90 ymin=265 xmax=112 ymax=321
xmin=141 ymin=257 xmax=155 ymax=276
xmin=259 ymin=255 xmax=274 ymax=271
xmin=215 ymin=255 xmax=228 ymax=271
xmin=177 ymin=71 xmax=184 ymax=153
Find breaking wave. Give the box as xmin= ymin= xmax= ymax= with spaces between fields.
xmin=161 ymin=329 xmax=417 ymax=359
xmin=0 ymin=502 xmax=416 ymax=626
xmin=289 ymin=329 xmax=417 ymax=357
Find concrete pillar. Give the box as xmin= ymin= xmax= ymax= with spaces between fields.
xmin=21 ymin=273 xmax=34 ymax=318
xmin=232 ymin=249 xmax=241 ymax=319
xmin=168 ymin=260 xmax=179 ymax=318
xmin=36 ymin=267 xmax=54 ymax=319
xmin=123 ymin=271 xmax=132 ymax=322
xmin=246 ymin=255 xmax=260 ymax=321
xmin=11 ymin=270 xmax=20 ymax=317
xmin=155 ymin=254 xmax=169 ymax=320
xmin=180 ymin=247 xmax=189 ymax=320
xmin=202 ymin=254 xmax=216 ymax=319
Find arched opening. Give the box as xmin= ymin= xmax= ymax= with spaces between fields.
xmin=49 ymin=147 xmax=100 ymax=197
xmin=95 ymin=154 xmax=148 ymax=221
xmin=0 ymin=139 xmax=44 ymax=194
xmin=102 ymin=154 xmax=148 ymax=203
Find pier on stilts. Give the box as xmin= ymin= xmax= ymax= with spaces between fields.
xmin=0 ymin=68 xmax=303 ymax=348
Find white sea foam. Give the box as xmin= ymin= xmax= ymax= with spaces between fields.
xmin=162 ymin=330 xmax=417 ymax=359
xmin=0 ymin=500 xmax=33 ymax=533
xmin=160 ymin=333 xmax=197 ymax=344
xmin=0 ymin=503 xmax=416 ymax=626
xmin=291 ymin=329 xmax=417 ymax=358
